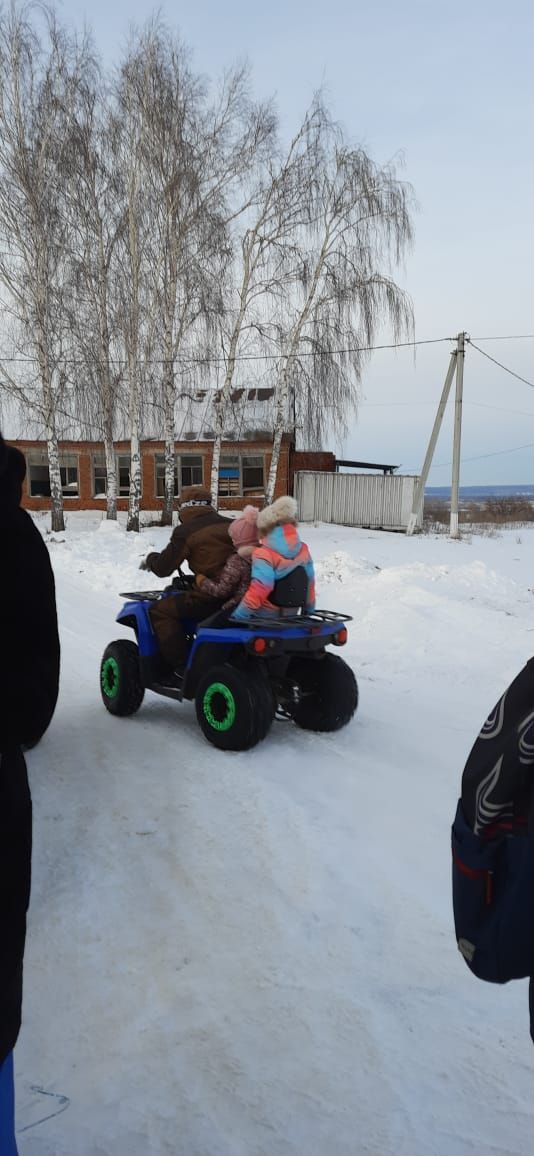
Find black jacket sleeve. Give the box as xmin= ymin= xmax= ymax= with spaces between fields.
xmin=146 ymin=523 xmax=188 ymax=578
xmin=0 ymin=512 xmax=60 ymax=751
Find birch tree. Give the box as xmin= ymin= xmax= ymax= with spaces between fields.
xmin=0 ymin=6 xmax=88 ymax=530
xmin=209 ymin=100 xmax=324 ymax=505
xmin=137 ymin=25 xmax=275 ymax=522
xmin=265 ymin=144 xmax=415 ymax=503
xmin=137 ymin=28 xmax=219 ymax=525
xmin=113 ymin=35 xmax=153 ymax=533
xmin=65 ymin=68 xmax=126 ymax=518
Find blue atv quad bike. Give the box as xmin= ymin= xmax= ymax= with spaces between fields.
xmin=99 ymin=567 xmax=358 ymax=751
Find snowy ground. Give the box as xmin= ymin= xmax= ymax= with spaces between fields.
xmin=15 ymin=513 xmax=534 ymax=1156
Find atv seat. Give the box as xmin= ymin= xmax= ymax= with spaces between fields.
xmin=199 ymin=609 xmax=232 ymax=630
xmin=198 ymin=568 xmax=309 ymax=631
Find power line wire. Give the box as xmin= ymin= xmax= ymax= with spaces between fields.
xmin=1 ymin=333 xmax=534 ymax=372
xmin=467 ymin=340 xmax=534 ymax=390
xmin=469 ymin=333 xmax=534 ymax=343
xmin=359 ymin=401 xmax=437 ymax=408
xmin=3 ymin=332 xmax=534 ymax=373
xmin=413 ymin=440 xmax=534 ymax=471
xmin=0 ymin=335 xmax=454 ymax=369
xmin=467 ymin=401 xmax=534 ymax=419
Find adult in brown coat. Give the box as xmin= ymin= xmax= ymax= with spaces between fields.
xmin=140 ymin=486 xmax=233 ymax=672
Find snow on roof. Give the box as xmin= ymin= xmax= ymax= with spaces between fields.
xmin=0 ymin=386 xmax=287 ymax=443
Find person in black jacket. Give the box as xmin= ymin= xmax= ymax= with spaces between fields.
xmin=452 ymin=658 xmax=534 ymax=1043
xmin=0 ymin=433 xmax=60 ymax=1152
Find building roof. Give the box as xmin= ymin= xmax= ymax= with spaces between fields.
xmin=336 ymin=459 xmax=399 ymax=475
xmin=1 ymin=387 xmax=282 ymax=444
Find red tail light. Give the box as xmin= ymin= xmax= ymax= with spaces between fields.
xmin=253 ymin=638 xmax=267 ymax=653
xmin=333 ymin=627 xmax=348 ymax=646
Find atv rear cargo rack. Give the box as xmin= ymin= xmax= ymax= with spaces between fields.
xmin=228 ymin=609 xmax=352 ymax=630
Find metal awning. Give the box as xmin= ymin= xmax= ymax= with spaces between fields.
xmin=335 ymin=459 xmax=399 ymax=476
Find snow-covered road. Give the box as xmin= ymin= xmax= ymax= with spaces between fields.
xmin=16 ymin=516 xmax=534 ymax=1155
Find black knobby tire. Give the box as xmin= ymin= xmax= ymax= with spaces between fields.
xmin=288 ymin=653 xmax=358 ymax=733
xmin=100 ymin=640 xmax=145 ymax=717
xmin=195 ymin=662 xmax=274 ymax=751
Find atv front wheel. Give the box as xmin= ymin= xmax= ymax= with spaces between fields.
xmin=195 ymin=663 xmax=274 ymax=751
xmin=288 ymin=653 xmax=358 ymax=733
xmin=100 ymin=640 xmax=145 ymax=717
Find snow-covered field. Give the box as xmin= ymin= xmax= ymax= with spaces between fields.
xmin=16 ymin=514 xmax=534 ymax=1155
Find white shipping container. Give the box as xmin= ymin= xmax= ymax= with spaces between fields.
xmin=295 ymin=471 xmax=422 ymax=531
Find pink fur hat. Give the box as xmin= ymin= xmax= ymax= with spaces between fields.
xmin=229 ymin=505 xmax=260 ymax=549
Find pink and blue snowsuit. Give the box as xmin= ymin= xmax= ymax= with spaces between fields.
xmin=231 ymin=523 xmax=315 ymax=620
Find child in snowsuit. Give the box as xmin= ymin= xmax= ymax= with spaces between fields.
xmin=195 ymin=505 xmax=260 ymax=611
xmin=231 ymin=496 xmax=315 ymax=620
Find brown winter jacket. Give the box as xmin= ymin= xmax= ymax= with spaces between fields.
xmin=146 ymin=506 xmax=233 ymax=579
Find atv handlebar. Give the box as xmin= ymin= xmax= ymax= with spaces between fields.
xmin=168 ymin=567 xmax=195 ymax=592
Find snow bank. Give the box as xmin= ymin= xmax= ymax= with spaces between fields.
xmin=16 ymin=517 xmax=534 ymax=1155
xmin=315 ymin=549 xmax=381 ymax=584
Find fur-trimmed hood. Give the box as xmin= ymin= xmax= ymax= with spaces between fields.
xmin=259 ymin=523 xmax=304 ymax=562
xmin=257 ymin=495 xmax=297 ymax=537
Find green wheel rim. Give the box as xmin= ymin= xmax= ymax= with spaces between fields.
xmin=101 ymin=655 xmax=120 ymax=699
xmin=203 ymin=682 xmax=236 ymax=732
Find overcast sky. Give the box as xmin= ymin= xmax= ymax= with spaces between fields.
xmin=65 ymin=0 xmax=534 ymax=484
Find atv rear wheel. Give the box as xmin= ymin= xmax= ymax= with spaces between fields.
xmin=100 ymin=640 xmax=145 ymax=717
xmin=288 ymin=653 xmax=358 ymax=733
xmin=195 ymin=663 xmax=274 ymax=751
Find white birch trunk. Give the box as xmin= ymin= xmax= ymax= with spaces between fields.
xmin=162 ymin=369 xmax=176 ymax=527
xmin=210 ymin=245 xmax=252 ymax=506
xmin=127 ymin=425 xmax=142 ymax=532
xmin=161 ymin=303 xmax=177 ymax=526
xmin=46 ymin=425 xmax=65 ymax=533
xmin=265 ymin=366 xmax=290 ymax=505
xmin=209 ymin=355 xmax=236 ymax=509
xmin=126 ymin=164 xmax=142 ymax=534
xmin=266 ymin=232 xmax=330 ymax=505
xmin=38 ymin=315 xmax=65 ymax=532
xmin=127 ymin=356 xmax=142 ymax=532
xmin=103 ymin=428 xmax=117 ymax=521
xmin=97 ymin=224 xmax=118 ymax=521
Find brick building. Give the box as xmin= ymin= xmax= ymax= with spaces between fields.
xmin=11 ymin=435 xmax=335 ymax=512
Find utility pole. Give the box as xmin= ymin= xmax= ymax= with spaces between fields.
xmin=449 ymin=331 xmax=465 ymax=539
xmin=406 ymin=331 xmax=467 ymax=537
xmin=406 ymin=348 xmax=457 ymax=535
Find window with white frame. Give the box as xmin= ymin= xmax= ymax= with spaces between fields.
xmin=92 ymin=453 xmax=139 ymax=498
xmin=154 ymin=453 xmax=204 ymax=497
xmin=60 ymin=455 xmax=79 ymax=496
xmin=155 ymin=454 xmax=178 ymax=497
xmin=180 ymin=454 xmax=203 ymax=489
xmin=93 ymin=456 xmax=107 ymax=496
xmin=27 ymin=451 xmax=79 ymax=498
xmin=218 ymin=454 xmax=240 ymax=498
xmin=242 ymin=455 xmax=264 ymax=494
xmin=117 ymin=454 xmax=132 ymax=496
xmin=218 ymin=453 xmax=264 ymax=498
